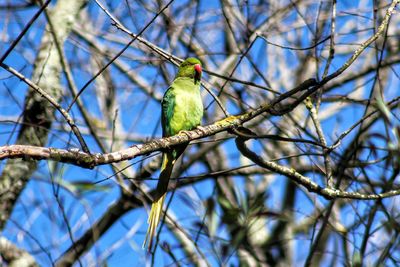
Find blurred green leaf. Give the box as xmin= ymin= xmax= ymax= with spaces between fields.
xmin=353 ymin=252 xmax=362 ymax=267
xmin=56 ymin=179 xmax=111 ymax=196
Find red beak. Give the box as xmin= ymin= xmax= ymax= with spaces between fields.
xmin=194 ymin=64 xmax=202 ymax=74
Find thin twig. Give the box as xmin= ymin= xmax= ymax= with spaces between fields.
xmin=0 ymin=0 xmax=52 ymax=65
xmin=304 ymin=97 xmax=333 ymax=188
xmin=0 ymin=63 xmax=90 ymax=153
xmin=67 ymin=0 xmax=175 ymax=111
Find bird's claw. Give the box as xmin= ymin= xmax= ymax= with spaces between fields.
xmin=195 ymin=125 xmax=207 ymax=135
xmin=156 ymin=139 xmax=170 ymax=151
xmin=178 ymin=130 xmax=192 ymax=139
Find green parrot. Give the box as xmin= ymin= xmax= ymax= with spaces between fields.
xmin=143 ymin=58 xmax=203 ymax=249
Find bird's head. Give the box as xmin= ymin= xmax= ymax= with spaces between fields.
xmin=177 ymin=57 xmax=202 ymax=84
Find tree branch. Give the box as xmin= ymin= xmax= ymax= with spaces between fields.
xmin=234 ymin=129 xmax=400 ymax=200
xmin=0 ymin=237 xmax=38 ymax=267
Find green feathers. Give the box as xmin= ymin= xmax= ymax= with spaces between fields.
xmin=143 ymin=58 xmax=204 ymax=250
xmin=162 ymin=58 xmax=203 ymax=137
xmin=176 ymin=57 xmax=202 ymax=83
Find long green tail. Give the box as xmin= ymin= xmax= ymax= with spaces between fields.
xmin=143 ymin=152 xmax=174 ymax=250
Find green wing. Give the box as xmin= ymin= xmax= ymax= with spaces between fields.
xmin=161 ymin=87 xmax=175 ymax=138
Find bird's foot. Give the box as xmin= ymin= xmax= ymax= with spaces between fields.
xmin=156 ymin=139 xmax=170 ymax=150
xmin=178 ymin=130 xmax=192 ymax=139
xmin=195 ymin=125 xmax=207 ymax=135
